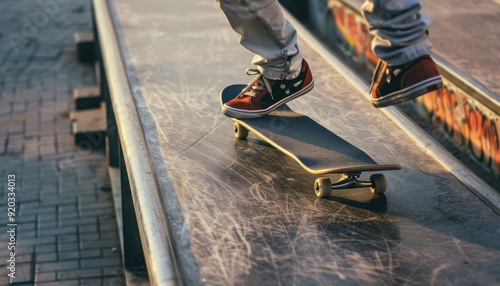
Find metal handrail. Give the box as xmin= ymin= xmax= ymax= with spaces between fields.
xmin=92 ymin=0 xmax=184 ymax=284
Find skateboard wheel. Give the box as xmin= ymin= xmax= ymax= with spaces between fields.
xmin=314 ymin=177 xmax=332 ymax=198
xmin=369 ymin=174 xmax=387 ymax=194
xmin=234 ymin=122 xmax=249 ymax=139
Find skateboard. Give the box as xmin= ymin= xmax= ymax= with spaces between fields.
xmin=220 ymin=84 xmax=401 ymax=198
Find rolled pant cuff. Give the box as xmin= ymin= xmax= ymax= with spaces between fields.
xmin=383 ymin=46 xmax=431 ymax=66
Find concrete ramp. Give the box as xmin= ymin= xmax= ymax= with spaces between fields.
xmin=95 ymin=0 xmax=500 ymax=284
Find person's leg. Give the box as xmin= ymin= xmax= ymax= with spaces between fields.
xmin=218 ymin=0 xmax=314 ymax=118
xmin=217 ymin=0 xmax=302 ymax=80
xmin=361 ymin=0 xmax=442 ymax=108
xmin=362 ymin=0 xmax=430 ymax=65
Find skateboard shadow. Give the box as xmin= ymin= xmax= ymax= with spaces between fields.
xmin=232 ymin=137 xmax=388 ymax=215
xmin=326 ymin=192 xmax=388 ymax=214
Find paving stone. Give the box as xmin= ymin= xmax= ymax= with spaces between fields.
xmin=41 ymin=144 xmax=57 ymax=156
xmin=8 ymin=121 xmax=25 ymax=135
xmin=12 ymin=254 xmax=34 ymax=264
xmin=40 ymin=196 xmax=76 ymax=207
xmin=17 ymin=222 xmax=37 ymax=232
xmin=78 ymin=224 xmax=97 ymax=234
xmin=101 ymin=247 xmax=120 ymax=257
xmin=7 ymin=139 xmax=24 ymax=154
xmin=102 ymin=266 xmax=123 ymax=277
xmin=37 ymin=260 xmax=80 ymax=272
xmin=0 ymin=1 xmax=123 ymax=285
xmin=38 ymin=220 xmax=58 ymax=230
xmin=103 ymin=276 xmax=125 ymax=286
xmin=80 ymin=207 xmax=114 ymax=218
xmin=98 ymin=221 xmax=118 ymax=232
xmin=40 ymin=226 xmax=77 ymax=238
xmin=80 ymin=249 xmax=101 ymax=259
xmin=0 ymin=103 xmax=11 ymax=115
xmin=9 ymin=262 xmax=33 ymax=284
xmin=81 ymin=239 xmax=119 ymax=251
xmin=35 ymin=271 xmax=57 ymax=282
xmin=59 ymin=216 xmax=96 ymax=227
xmin=81 ymin=257 xmax=120 ymax=269
xmin=58 ymin=250 xmax=80 ymax=261
xmin=36 ymin=252 xmax=58 ymax=263
xmin=58 ymin=242 xmax=79 ymax=252
xmin=59 ymin=204 xmax=78 ymax=216
xmin=12 ymin=101 xmax=27 ymax=113
xmin=36 ymin=244 xmax=57 ymax=254
xmin=58 ymin=233 xmax=78 ymax=244
xmin=37 ymin=280 xmax=79 ymax=286
xmin=17 ymin=230 xmax=37 ymax=239
xmin=80 ymin=278 xmax=103 ymax=286
xmin=21 ymin=206 xmax=56 ymax=217
xmin=79 ymin=232 xmax=99 ymax=242
xmin=57 ymin=268 xmax=102 ymax=280
xmin=18 ymin=236 xmax=56 ymax=247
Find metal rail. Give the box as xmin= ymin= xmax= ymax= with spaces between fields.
xmin=92 ymin=0 xmax=184 ymax=284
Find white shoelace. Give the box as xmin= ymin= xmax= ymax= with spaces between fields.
xmin=237 ymin=69 xmax=274 ymax=101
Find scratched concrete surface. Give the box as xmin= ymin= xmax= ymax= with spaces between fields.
xmin=107 ymin=0 xmax=500 ymax=285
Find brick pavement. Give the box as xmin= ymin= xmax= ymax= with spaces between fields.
xmin=0 ymin=0 xmax=124 ymax=285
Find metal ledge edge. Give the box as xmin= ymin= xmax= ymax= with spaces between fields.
xmin=93 ymin=0 xmax=184 ymax=284
xmin=283 ymin=8 xmax=500 ymax=215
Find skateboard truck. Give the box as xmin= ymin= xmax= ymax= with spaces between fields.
xmin=314 ymin=173 xmax=387 ymax=198
xmin=222 ymin=84 xmax=400 ymax=200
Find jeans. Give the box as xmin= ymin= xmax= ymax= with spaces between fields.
xmin=217 ymin=0 xmax=302 ymax=80
xmin=361 ymin=0 xmax=431 ymax=66
xmin=217 ymin=0 xmax=431 ymax=78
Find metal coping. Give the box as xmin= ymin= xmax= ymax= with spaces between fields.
xmin=93 ymin=0 xmax=184 ymax=285
xmin=283 ymin=8 xmax=500 ymax=215
xmin=336 ymin=0 xmax=500 ymax=114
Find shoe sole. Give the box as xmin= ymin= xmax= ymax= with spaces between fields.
xmin=372 ymin=76 xmax=443 ymax=108
xmin=223 ymin=80 xmax=315 ymax=119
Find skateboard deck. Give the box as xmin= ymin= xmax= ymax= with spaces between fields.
xmin=221 ymin=84 xmax=401 ymax=197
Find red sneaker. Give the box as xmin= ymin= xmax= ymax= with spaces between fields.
xmin=370 ymin=55 xmax=443 ymax=108
xmin=223 ymin=59 xmax=314 ymax=119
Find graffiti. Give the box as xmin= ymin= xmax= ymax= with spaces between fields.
xmin=415 ymin=80 xmax=500 ymax=178
xmin=329 ymin=0 xmax=500 ymax=178
xmin=330 ymin=2 xmax=378 ymax=69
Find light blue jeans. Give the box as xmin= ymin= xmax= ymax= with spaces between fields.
xmin=217 ymin=0 xmax=431 ymax=78
xmin=361 ymin=0 xmax=431 ymax=66
xmin=217 ymin=0 xmax=302 ymax=80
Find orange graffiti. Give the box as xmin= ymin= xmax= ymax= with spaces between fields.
xmin=482 ymin=118 xmax=492 ymax=164
xmin=492 ymin=121 xmax=500 ymax=176
xmin=332 ymin=4 xmax=378 ymax=67
xmin=420 ymin=84 xmax=499 ymax=177
xmin=467 ymin=104 xmax=484 ymax=160
xmin=359 ymin=22 xmax=378 ymax=64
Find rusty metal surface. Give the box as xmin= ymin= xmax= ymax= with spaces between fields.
xmin=106 ymin=0 xmax=500 ymax=285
